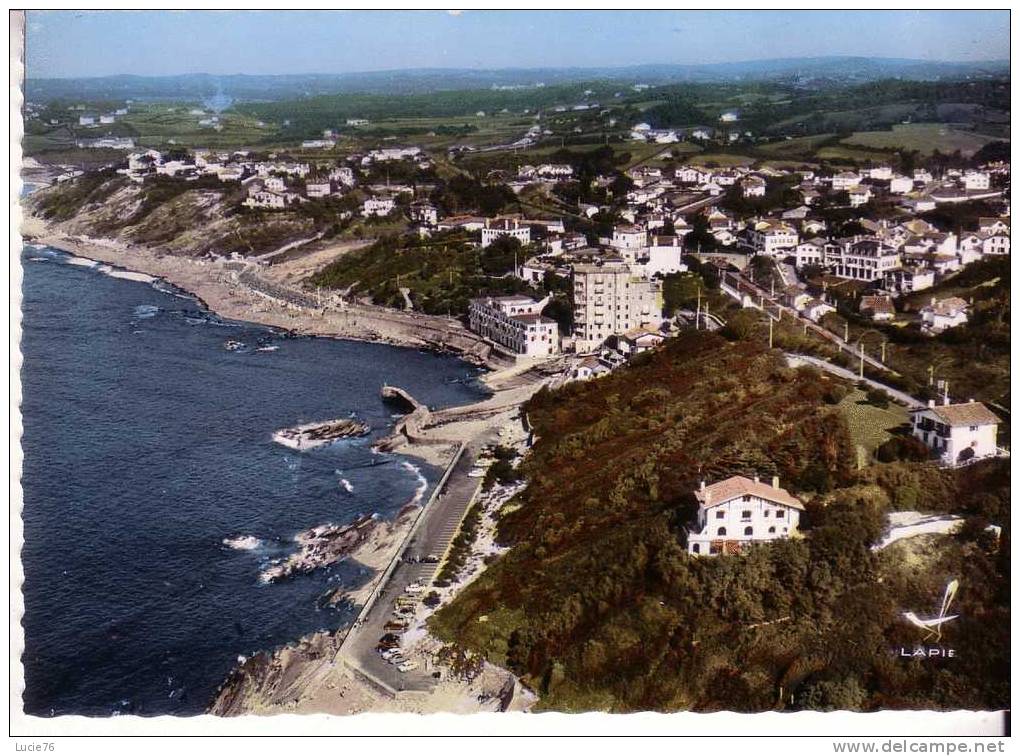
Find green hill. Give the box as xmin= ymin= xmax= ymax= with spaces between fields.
xmin=429 ymin=332 xmax=1010 ymax=712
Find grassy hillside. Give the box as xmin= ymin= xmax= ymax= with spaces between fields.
xmin=429 ymin=332 xmax=1010 ymax=712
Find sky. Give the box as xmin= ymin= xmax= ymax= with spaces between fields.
xmin=25 ymin=10 xmax=1010 ymax=79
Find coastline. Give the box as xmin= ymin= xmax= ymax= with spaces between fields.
xmin=20 ymin=214 xmax=552 ymax=715
xmin=21 ymin=215 xmax=439 ymax=352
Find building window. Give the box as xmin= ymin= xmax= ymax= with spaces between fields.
xmin=763 ymin=510 xmax=770 ymax=517
xmin=715 ymin=511 xmax=724 ymax=519
xmin=744 ymin=526 xmax=753 ymax=536
xmin=742 ymin=510 xmax=751 ymax=520
xmin=768 ymin=526 xmax=776 ymax=534
xmin=717 ymin=527 xmax=727 ymax=536
xmin=692 ymin=544 xmax=700 ymax=554
xmin=775 ymin=510 xmax=785 ymax=518
xmin=709 ymin=544 xmax=720 ymax=555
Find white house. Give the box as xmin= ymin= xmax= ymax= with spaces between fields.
xmin=868 ymin=165 xmax=893 ymax=181
xmin=676 ymin=166 xmax=710 ymax=185
xmin=686 ymin=475 xmax=804 ymax=556
xmin=481 ymin=218 xmax=531 ymax=248
xmin=910 ymin=400 xmax=1000 ymax=467
xmin=719 ymin=111 xmax=739 ymax=123
xmin=741 ymin=176 xmax=767 ymax=198
xmin=305 ymin=181 xmax=333 ymax=199
xmin=963 ymin=171 xmax=991 ymax=191
xmin=795 ymin=238 xmax=826 ymax=268
xmin=802 ymin=298 xmax=836 ymax=323
xmin=641 ymin=235 xmax=688 ymax=277
xmin=409 ymin=200 xmax=438 ymax=226
xmin=921 ymin=297 xmax=969 ymax=333
xmin=889 ymin=175 xmax=914 ymax=194
xmin=848 ymin=186 xmax=873 ymax=208
xmin=983 ymin=233 xmax=1010 ymax=256
xmin=611 ymin=225 xmax=648 ymax=257
xmin=362 ymin=196 xmax=396 ymax=217
xmin=749 ymin=220 xmax=799 ymax=257
xmin=244 ymin=189 xmax=293 ymax=210
xmin=831 ymin=171 xmax=862 ymax=191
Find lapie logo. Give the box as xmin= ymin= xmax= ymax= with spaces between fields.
xmin=899 ymin=579 xmax=959 ymax=659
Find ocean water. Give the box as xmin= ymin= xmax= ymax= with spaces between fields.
xmin=18 ymin=246 xmax=488 ymax=716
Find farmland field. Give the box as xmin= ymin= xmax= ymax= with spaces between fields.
xmin=757 ymin=133 xmax=836 ymax=156
xmin=838 ymin=388 xmax=910 ymax=468
xmin=840 ymin=123 xmax=1004 ymax=156
xmin=686 ymin=152 xmax=756 ymax=167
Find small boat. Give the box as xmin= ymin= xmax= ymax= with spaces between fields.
xmin=224 ymin=340 xmax=245 ymax=351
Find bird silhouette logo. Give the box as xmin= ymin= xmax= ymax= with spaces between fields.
xmin=902 ymin=579 xmax=960 ymax=643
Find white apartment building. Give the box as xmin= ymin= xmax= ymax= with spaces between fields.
xmin=910 ymin=400 xmax=999 ymax=467
xmin=827 ymin=237 xmax=901 ymax=282
xmin=687 ymin=475 xmax=804 ymax=556
xmin=868 ymin=165 xmax=893 ymax=181
xmin=572 ymin=262 xmax=663 ymax=351
xmin=481 ymin=218 xmax=532 ymax=248
xmin=468 ymin=295 xmax=559 ymax=358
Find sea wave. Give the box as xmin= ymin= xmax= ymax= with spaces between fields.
xmin=132 ymin=304 xmax=160 ymax=320
xmin=64 ymin=255 xmax=99 ymax=268
xmin=401 ymin=461 xmax=429 ymax=507
xmin=222 ymin=535 xmax=262 ymax=551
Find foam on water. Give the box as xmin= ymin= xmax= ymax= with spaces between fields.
xmin=20 ymin=243 xmax=489 ymax=716
xmin=401 ymin=461 xmax=429 ymax=507
xmin=222 ymin=535 xmax=262 ymax=551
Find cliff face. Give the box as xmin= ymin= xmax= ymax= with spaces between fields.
xmin=27 ymin=174 xmax=318 ymax=258
xmin=208 ymin=630 xmax=346 ymax=716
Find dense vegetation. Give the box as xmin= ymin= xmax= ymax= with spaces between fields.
xmin=309 ymin=232 xmax=564 ymax=317
xmin=430 ymin=332 xmax=1010 ymax=712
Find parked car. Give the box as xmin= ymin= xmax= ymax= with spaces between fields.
xmin=397 ymin=660 xmax=419 ymax=673
xmin=404 ymin=583 xmax=425 ymax=594
xmin=422 ymin=554 xmax=440 ymax=563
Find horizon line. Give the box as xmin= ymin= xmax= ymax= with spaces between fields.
xmin=26 ymin=54 xmax=1011 ymax=82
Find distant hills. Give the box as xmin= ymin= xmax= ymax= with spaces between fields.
xmin=26 ymin=56 xmax=1009 ymax=102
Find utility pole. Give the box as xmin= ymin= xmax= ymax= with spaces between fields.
xmin=768 ymin=317 xmax=774 ymax=349
xmin=844 ymin=322 xmax=849 ymax=342
xmin=859 ymin=344 xmax=865 ymax=379
xmin=881 ymin=342 xmax=887 ymax=363
xmin=695 ymin=286 xmax=701 ymax=330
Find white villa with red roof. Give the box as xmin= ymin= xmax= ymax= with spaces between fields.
xmin=910 ymin=400 xmax=1000 ymax=467
xmin=687 ymin=475 xmax=804 ymax=556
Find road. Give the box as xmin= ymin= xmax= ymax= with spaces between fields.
xmin=723 ymin=270 xmax=894 ymax=375
xmin=337 ymin=433 xmax=495 ymax=693
xmin=786 ymin=353 xmax=924 ymax=409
